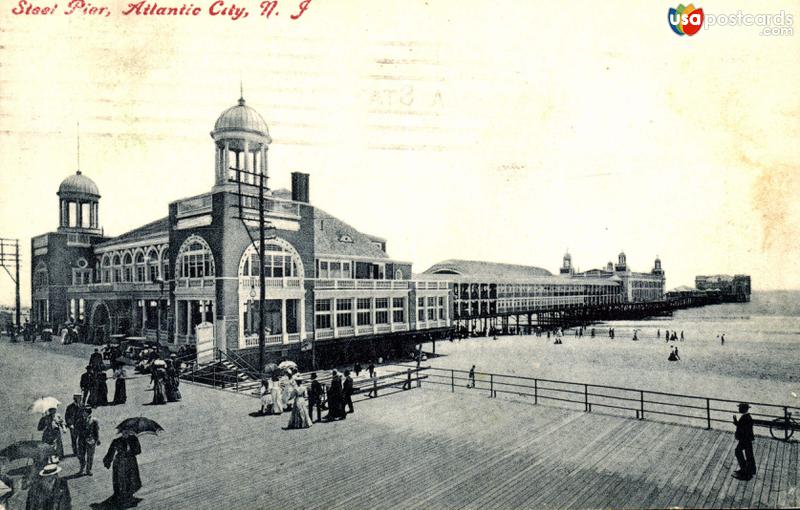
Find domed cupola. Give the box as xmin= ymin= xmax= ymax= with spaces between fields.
xmin=211 ymin=94 xmax=272 ymax=188
xmin=57 ymin=170 xmax=102 ymax=233
xmin=560 ymin=251 xmax=574 ymax=275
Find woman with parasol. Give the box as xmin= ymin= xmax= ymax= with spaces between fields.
xmin=268 ymin=373 xmax=283 ymax=415
xmin=103 ymin=418 xmax=161 ymax=507
xmin=33 ymin=399 xmax=65 ymax=459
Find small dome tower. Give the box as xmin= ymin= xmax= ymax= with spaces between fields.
xmin=211 ymin=93 xmax=272 ymax=190
xmin=614 ymin=251 xmax=628 ymax=272
xmin=57 ymin=171 xmax=101 ymax=234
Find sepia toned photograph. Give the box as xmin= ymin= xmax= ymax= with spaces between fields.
xmin=0 ymin=1 xmax=798 ymax=508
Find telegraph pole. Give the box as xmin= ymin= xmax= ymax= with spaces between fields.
xmin=0 ymin=238 xmax=21 ymax=327
xmin=258 ymin=165 xmax=266 ymax=372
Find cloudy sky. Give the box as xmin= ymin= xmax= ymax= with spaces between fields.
xmin=1 ymin=0 xmax=799 ymax=306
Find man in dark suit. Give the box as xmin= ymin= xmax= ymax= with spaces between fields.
xmin=733 ymin=402 xmax=756 ymax=480
xmin=343 ymin=370 xmax=355 ymax=414
xmin=308 ymin=373 xmax=323 ymax=423
xmin=64 ymin=394 xmax=84 ymax=457
xmin=325 ymin=370 xmax=344 ymax=421
xmin=76 ymin=406 xmax=100 ymax=476
xmin=80 ymin=366 xmax=94 ymax=405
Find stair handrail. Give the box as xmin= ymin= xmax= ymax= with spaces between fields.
xmin=215 ymin=348 xmax=262 ymax=380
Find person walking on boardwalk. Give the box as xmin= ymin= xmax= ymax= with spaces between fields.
xmin=733 ymin=403 xmax=756 ymax=480
xmin=467 ymin=365 xmax=476 ymax=388
xmin=38 ymin=407 xmax=66 ymax=459
xmin=94 ymin=369 xmax=109 ymax=407
xmin=287 ymin=378 xmax=313 ymax=429
xmin=353 ymin=362 xmax=362 ymax=378
xmin=680 ymin=330 xmax=684 ymax=341
xmin=343 ymin=370 xmax=355 ymax=414
xmin=25 ymin=463 xmax=71 ymax=510
xmin=103 ymin=429 xmax=142 ymax=507
xmin=112 ymin=366 xmax=127 ymax=405
xmin=76 ymin=406 xmax=100 ymax=476
xmin=89 ymin=349 xmax=103 ymax=371
xmin=80 ymin=366 xmax=93 ymax=406
xmin=308 ymin=373 xmax=323 ymax=422
xmin=367 ymin=362 xmax=375 ymax=379
xmin=269 ymin=373 xmax=283 ymax=415
xmin=721 ymin=334 xmax=725 ymax=345
xmin=259 ymin=379 xmax=271 ymax=415
xmin=150 ymin=363 xmax=167 ymax=405
xmin=325 ymin=370 xmax=345 ymax=421
xmin=64 ymin=395 xmax=84 ymax=457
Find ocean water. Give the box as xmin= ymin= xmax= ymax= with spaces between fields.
xmin=428 ymin=291 xmax=800 ymax=410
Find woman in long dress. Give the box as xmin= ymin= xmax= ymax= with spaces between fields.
xmin=95 ymin=370 xmax=109 ymax=406
xmin=287 ymin=378 xmax=312 ymax=429
xmin=164 ymin=360 xmax=179 ymax=402
xmin=103 ymin=430 xmax=142 ymax=506
xmin=151 ymin=367 xmax=167 ymax=405
xmin=268 ymin=374 xmax=282 ymax=415
xmin=37 ymin=408 xmax=65 ymax=459
xmin=112 ymin=366 xmax=127 ymax=405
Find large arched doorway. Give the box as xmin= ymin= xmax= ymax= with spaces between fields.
xmin=90 ymin=302 xmax=110 ymax=345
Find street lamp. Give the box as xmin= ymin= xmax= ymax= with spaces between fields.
xmin=153 ymin=277 xmax=165 ymax=346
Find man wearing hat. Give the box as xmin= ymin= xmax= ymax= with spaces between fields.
xmin=79 ymin=366 xmax=94 ymax=406
xmin=308 ymin=373 xmax=323 ymax=423
xmin=733 ymin=402 xmax=756 ymax=480
xmin=76 ymin=406 xmax=100 ymax=476
xmin=64 ymin=394 xmax=84 ymax=457
xmin=25 ymin=463 xmax=71 ymax=510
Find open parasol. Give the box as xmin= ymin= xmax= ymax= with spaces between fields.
xmin=0 ymin=440 xmax=56 ymax=461
xmin=278 ymin=360 xmax=297 ymax=370
xmin=28 ymin=397 xmax=61 ymax=414
xmin=116 ymin=417 xmax=164 ymax=435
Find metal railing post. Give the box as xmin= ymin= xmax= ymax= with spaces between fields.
xmin=640 ymin=391 xmax=644 ymax=420
xmin=584 ymin=384 xmax=589 ymax=412
xmin=534 ymin=379 xmax=538 ymax=405
xmin=451 ymin=370 xmax=454 ymax=392
xmin=490 ymin=374 xmax=494 ymax=397
xmin=706 ymin=399 xmax=711 ymax=429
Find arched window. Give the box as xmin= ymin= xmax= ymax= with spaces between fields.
xmin=33 ymin=262 xmax=48 ymax=289
xmin=123 ymin=253 xmax=133 ymax=282
xmin=177 ymin=236 xmax=215 ymax=279
xmin=112 ymin=254 xmax=122 ymax=283
xmin=135 ymin=251 xmax=146 ymax=282
xmin=146 ymin=248 xmax=159 ymax=282
xmin=238 ymin=239 xmax=303 ymax=278
xmin=101 ymin=255 xmax=111 ymax=283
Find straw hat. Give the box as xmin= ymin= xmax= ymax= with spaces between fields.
xmin=39 ymin=464 xmax=62 ymax=477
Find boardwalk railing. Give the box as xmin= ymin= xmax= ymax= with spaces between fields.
xmin=422 ymin=366 xmax=800 ymax=439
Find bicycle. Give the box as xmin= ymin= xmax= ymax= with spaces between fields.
xmin=769 ymin=412 xmax=800 ymax=441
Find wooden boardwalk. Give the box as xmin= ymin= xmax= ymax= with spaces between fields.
xmin=0 ymin=340 xmax=797 ymax=509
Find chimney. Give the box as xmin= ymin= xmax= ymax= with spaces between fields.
xmin=291 ymin=172 xmax=310 ymax=203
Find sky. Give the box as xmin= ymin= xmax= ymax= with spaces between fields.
xmin=1 ymin=0 xmax=799 ymax=307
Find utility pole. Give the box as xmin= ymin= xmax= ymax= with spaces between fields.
xmin=258 ymin=165 xmax=266 ymax=373
xmin=0 ymin=238 xmax=21 ymax=327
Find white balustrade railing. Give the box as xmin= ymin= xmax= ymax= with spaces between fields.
xmin=239 ymin=277 xmax=302 ymax=289
xmin=313 ymin=279 xmax=412 ymax=291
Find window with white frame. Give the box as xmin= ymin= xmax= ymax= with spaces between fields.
xmin=178 ymin=238 xmax=215 ymax=279
xmin=146 ymin=249 xmax=159 ymax=282
xmin=427 ymin=296 xmax=436 ymax=321
xmin=438 ymin=296 xmax=446 ymax=320
xmin=357 ymin=298 xmax=371 ymax=326
xmin=316 ymin=259 xmax=351 ymax=279
xmin=315 ymin=299 xmax=332 ymax=329
xmin=375 ymin=298 xmax=389 ymax=324
xmin=135 ymin=252 xmax=146 ymax=282
xmin=241 ymin=241 xmax=300 ymax=278
xmin=417 ymin=297 xmax=425 ymax=321
xmin=336 ymin=298 xmax=353 ymax=328
xmin=123 ymin=253 xmax=133 ymax=282
xmin=34 ymin=264 xmax=49 ymax=288
xmin=392 ymin=297 xmax=405 ymax=323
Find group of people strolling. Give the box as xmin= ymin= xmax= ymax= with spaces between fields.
xmin=259 ymin=368 xmax=356 ymax=429
xmin=149 ymin=357 xmax=182 ymax=405
xmin=80 ymin=350 xmax=127 ymax=408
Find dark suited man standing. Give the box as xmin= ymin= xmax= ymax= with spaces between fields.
xmin=80 ymin=366 xmax=94 ymax=405
xmin=77 ymin=406 xmax=100 ymax=476
xmin=308 ymin=373 xmax=323 ymax=423
xmin=733 ymin=402 xmax=756 ymax=480
xmin=343 ymin=370 xmax=355 ymax=414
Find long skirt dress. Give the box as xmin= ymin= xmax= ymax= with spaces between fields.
xmin=151 ymin=370 xmax=167 ymax=405
xmin=103 ymin=436 xmax=142 ymax=503
xmin=113 ymin=371 xmax=127 ymax=405
xmin=287 ymin=387 xmax=313 ymax=429
xmin=269 ymin=381 xmax=283 ymax=415
xmin=165 ymin=373 xmax=179 ymax=402
xmin=95 ymin=373 xmax=109 ymax=406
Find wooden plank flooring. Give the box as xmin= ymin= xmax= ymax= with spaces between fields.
xmin=0 ymin=340 xmax=797 ymax=509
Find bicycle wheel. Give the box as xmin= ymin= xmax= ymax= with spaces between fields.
xmin=769 ymin=418 xmax=794 ymax=441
